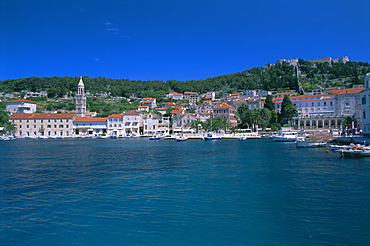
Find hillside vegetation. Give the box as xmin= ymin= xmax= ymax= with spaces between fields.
xmin=1 ymin=60 xmax=369 ymax=103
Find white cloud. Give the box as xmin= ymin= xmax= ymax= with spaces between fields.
xmin=104 ymin=21 xmax=130 ymax=40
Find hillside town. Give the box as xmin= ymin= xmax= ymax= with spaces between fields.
xmin=2 ymin=72 xmax=370 ymax=139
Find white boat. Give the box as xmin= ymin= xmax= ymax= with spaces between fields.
xmin=296 ymin=139 xmax=327 ymax=148
xmin=175 ymin=136 xmax=188 ymax=141
xmin=331 ymin=144 xmax=370 ymax=151
xmin=339 ymin=147 xmax=370 ymax=158
xmin=273 ymin=132 xmax=305 ymax=142
xmin=149 ymin=135 xmax=161 ymax=140
xmin=201 ymin=133 xmax=221 ymax=140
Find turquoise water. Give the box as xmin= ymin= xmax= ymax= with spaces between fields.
xmin=1 ymin=138 xmax=370 ymax=245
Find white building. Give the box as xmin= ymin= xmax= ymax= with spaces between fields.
xmin=142 ymin=113 xmax=159 ymax=135
xmin=360 ymin=73 xmax=370 ymax=134
xmin=107 ymin=114 xmax=124 ymax=137
xmin=122 ymin=110 xmax=142 ymax=136
xmin=183 ymin=92 xmax=199 ymax=104
xmin=73 ymin=117 xmax=107 ymax=136
xmin=273 ymin=88 xmax=364 ymax=129
xmin=6 ymin=99 xmax=37 ymax=114
xmin=10 ymin=113 xmax=75 ymax=138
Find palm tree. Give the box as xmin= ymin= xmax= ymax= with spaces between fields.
xmin=5 ymin=122 xmax=17 ymax=136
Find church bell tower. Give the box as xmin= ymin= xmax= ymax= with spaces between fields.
xmin=76 ymin=76 xmax=86 ymax=117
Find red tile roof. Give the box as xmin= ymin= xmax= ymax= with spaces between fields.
xmin=331 ymin=88 xmax=364 ymax=95
xmin=10 ymin=113 xmax=75 ymax=119
xmin=108 ymin=114 xmax=123 ymax=118
xmin=6 ymin=99 xmax=37 ymax=104
xmin=214 ymin=103 xmax=235 ymax=109
xmin=171 ymin=109 xmax=183 ymax=114
xmin=74 ymin=117 xmax=107 ymax=122
xmin=124 ymin=110 xmax=140 ymax=115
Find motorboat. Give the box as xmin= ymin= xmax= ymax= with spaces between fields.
xmin=339 ymin=146 xmax=370 ymax=158
xmin=201 ymin=133 xmax=221 ymax=140
xmin=296 ymin=139 xmax=327 ymax=148
xmin=175 ymin=135 xmax=188 ymax=141
xmin=273 ymin=132 xmax=305 ymax=142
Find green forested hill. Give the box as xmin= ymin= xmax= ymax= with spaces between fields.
xmin=1 ymin=60 xmax=369 ymax=99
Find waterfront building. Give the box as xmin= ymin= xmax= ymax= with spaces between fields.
xmin=73 ymin=117 xmax=107 ymax=136
xmin=157 ymin=116 xmax=170 ymax=135
xmin=142 ymin=113 xmax=159 ymax=135
xmin=76 ymin=76 xmax=86 ymax=117
xmin=273 ymin=88 xmax=364 ymax=130
xmin=122 ymin=110 xmax=142 ymax=136
xmin=6 ymin=99 xmax=37 ymax=114
xmin=178 ymin=113 xmax=197 ymax=133
xmin=199 ymin=112 xmax=212 ymax=122
xmin=213 ymin=103 xmax=237 ymax=127
xmin=359 ymin=73 xmax=370 ymax=134
xmin=107 ymin=114 xmax=124 ymax=137
xmin=10 ymin=113 xmax=75 ymax=138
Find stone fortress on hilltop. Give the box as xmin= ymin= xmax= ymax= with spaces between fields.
xmin=276 ymin=56 xmax=350 ymax=66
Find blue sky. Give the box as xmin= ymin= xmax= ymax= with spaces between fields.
xmin=1 ymin=0 xmax=369 ymax=81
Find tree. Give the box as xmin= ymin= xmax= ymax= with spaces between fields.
xmin=190 ymin=120 xmax=203 ymax=132
xmin=264 ymin=95 xmax=275 ymax=110
xmin=236 ymin=104 xmax=249 ymax=129
xmin=254 ymin=108 xmax=271 ymax=130
xmin=279 ymin=95 xmax=298 ymax=125
xmin=0 ymin=102 xmax=9 ymax=127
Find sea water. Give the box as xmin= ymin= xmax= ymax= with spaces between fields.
xmin=1 ymin=138 xmax=370 ymax=245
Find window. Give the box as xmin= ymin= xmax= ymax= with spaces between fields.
xmin=27 ymin=125 xmax=29 ymax=128
xmin=59 ymin=125 xmax=63 ymax=128
xmin=324 ymin=102 xmax=327 ymax=106
xmin=47 ymin=125 xmax=51 ymax=128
